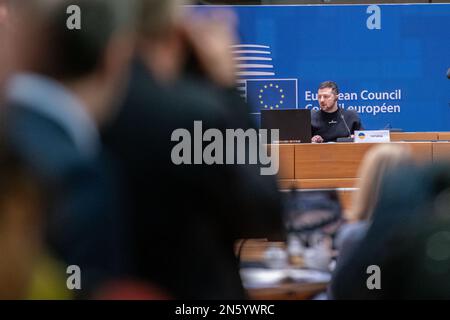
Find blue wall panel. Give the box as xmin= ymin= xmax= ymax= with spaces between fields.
xmin=194 ymin=4 xmax=450 ymax=131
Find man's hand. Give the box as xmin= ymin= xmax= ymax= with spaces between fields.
xmin=311 ymin=135 xmax=324 ymax=143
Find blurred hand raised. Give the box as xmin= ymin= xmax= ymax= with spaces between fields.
xmin=182 ymin=10 xmax=238 ymax=88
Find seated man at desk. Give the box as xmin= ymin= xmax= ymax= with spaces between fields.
xmin=311 ymin=81 xmax=362 ymax=143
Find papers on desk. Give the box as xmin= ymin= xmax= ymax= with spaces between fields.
xmin=240 ymin=268 xmax=331 ymax=289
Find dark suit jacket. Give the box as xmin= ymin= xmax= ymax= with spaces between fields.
xmin=6 ymin=103 xmax=128 ymax=295
xmin=102 ymin=60 xmax=284 ymax=299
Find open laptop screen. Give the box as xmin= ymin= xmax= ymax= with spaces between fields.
xmin=261 ymin=109 xmax=312 ymax=143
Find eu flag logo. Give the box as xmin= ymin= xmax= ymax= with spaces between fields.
xmin=246 ymin=79 xmax=298 ymax=113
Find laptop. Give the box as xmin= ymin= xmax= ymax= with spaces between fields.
xmin=261 ymin=109 xmax=312 ymax=143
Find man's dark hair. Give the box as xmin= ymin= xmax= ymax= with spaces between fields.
xmin=22 ymin=0 xmax=135 ymax=81
xmin=136 ymin=0 xmax=185 ymax=39
xmin=319 ymin=81 xmax=339 ymax=95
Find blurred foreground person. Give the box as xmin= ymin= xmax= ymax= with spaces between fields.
xmin=0 ymin=140 xmax=43 ymax=299
xmin=331 ymin=157 xmax=450 ymax=298
xmin=329 ymin=144 xmax=412 ymax=299
xmin=0 ymin=140 xmax=72 ymax=300
xmin=103 ymin=0 xmax=284 ymax=299
xmin=4 ymin=0 xmax=136 ymax=296
xmin=335 ymin=145 xmax=413 ymax=255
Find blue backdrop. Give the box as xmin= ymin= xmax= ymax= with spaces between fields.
xmin=194 ymin=4 xmax=450 ymax=131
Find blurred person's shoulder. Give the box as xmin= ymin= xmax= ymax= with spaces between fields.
xmin=5 ymin=102 xmax=91 ymax=177
xmin=384 ymin=162 xmax=450 ymax=192
xmin=370 ymin=162 xmax=450 ymax=227
xmin=335 ymin=221 xmax=369 ymax=251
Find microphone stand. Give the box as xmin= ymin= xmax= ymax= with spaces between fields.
xmin=339 ymin=107 xmax=352 ymax=138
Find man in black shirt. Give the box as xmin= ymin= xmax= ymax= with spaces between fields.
xmin=311 ymin=81 xmax=362 ymax=143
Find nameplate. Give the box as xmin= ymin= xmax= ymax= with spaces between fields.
xmin=354 ymin=130 xmax=390 ymax=143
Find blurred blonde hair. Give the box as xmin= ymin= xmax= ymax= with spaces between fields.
xmin=347 ymin=144 xmax=413 ymax=222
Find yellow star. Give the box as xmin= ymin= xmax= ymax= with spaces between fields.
xmin=280 ymin=101 xmax=283 ymax=104
xmin=259 ymin=95 xmax=262 ymax=99
xmin=270 ymin=106 xmax=273 ymax=110
xmin=275 ymin=85 xmax=279 ymax=89
xmin=276 ymin=105 xmax=279 ymax=108
xmin=270 ymin=84 xmax=273 ymax=87
xmin=281 ymin=95 xmax=285 ymax=99
xmin=260 ymin=101 xmax=263 ymax=104
xmin=280 ymin=89 xmax=283 ymax=93
xmin=260 ymin=89 xmax=263 ymax=93
xmin=264 ymin=85 xmax=268 ymax=89
xmin=265 ymin=105 xmax=268 ymax=108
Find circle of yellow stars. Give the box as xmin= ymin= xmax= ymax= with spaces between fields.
xmin=258 ymin=83 xmax=285 ymax=110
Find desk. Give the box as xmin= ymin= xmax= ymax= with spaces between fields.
xmin=277 ymin=141 xmax=450 ymax=212
xmin=278 ymin=141 xmax=450 ymax=190
xmin=390 ymin=132 xmax=438 ymax=141
xmin=390 ymin=132 xmax=450 ymax=142
xmin=247 ymin=282 xmax=327 ymax=300
xmin=238 ymin=239 xmax=329 ymax=300
xmin=438 ymin=132 xmax=450 ymax=141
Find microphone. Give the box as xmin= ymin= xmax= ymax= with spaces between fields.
xmin=447 ymin=68 xmax=450 ymax=79
xmin=339 ymin=108 xmax=352 ymax=137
